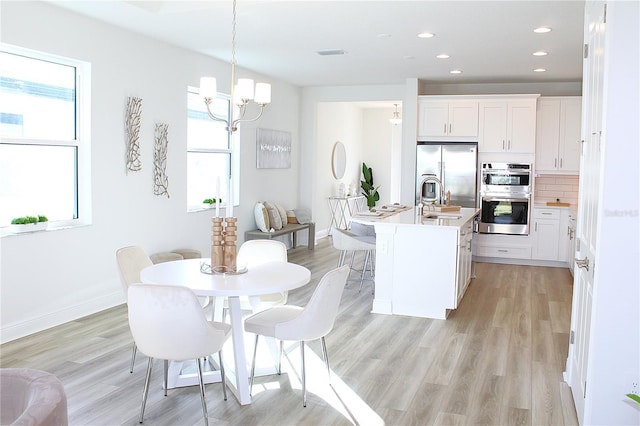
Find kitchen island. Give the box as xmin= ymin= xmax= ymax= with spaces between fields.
xmin=352 ymin=207 xmax=480 ymax=319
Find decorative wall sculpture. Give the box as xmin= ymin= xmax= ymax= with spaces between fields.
xmin=153 ymin=123 xmax=170 ymax=198
xmin=256 ymin=128 xmax=291 ymax=169
xmin=124 ymin=96 xmax=143 ymax=172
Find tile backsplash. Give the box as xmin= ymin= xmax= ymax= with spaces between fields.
xmin=534 ymin=175 xmax=580 ymax=205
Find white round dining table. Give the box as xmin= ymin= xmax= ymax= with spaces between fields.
xmin=140 ymin=258 xmax=311 ymax=405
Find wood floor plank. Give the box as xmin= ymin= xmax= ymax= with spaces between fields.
xmin=0 ymin=237 xmax=580 ymax=425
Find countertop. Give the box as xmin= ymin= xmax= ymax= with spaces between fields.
xmin=352 ymin=207 xmax=480 ymax=228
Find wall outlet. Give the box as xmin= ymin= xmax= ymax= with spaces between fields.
xmin=629 ymin=378 xmax=639 ymax=396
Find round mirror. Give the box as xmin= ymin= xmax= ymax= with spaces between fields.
xmin=331 ymin=141 xmax=347 ymax=180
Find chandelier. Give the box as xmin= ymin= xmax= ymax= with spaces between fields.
xmin=199 ymin=0 xmax=271 ymax=133
xmin=389 ymin=103 xmax=402 ymax=125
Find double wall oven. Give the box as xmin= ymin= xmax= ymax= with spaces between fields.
xmin=478 ymin=163 xmax=532 ymax=235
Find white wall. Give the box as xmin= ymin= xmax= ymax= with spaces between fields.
xmin=0 ymin=1 xmax=301 ymax=342
xmin=299 ymin=84 xmax=407 ymax=232
xmin=313 ymin=103 xmax=399 ymax=234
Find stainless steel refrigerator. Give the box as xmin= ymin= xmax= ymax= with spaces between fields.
xmin=415 ymin=142 xmax=478 ymax=208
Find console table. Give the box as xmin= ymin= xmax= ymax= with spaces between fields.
xmin=328 ymin=195 xmax=367 ymax=234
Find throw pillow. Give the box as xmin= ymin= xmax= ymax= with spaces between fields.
xmin=293 ymin=208 xmax=311 ymax=225
xmin=254 ymin=202 xmax=270 ymax=232
xmin=264 ymin=201 xmax=283 ymax=230
xmin=275 ymin=204 xmax=288 ymax=227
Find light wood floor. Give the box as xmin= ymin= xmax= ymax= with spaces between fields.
xmin=0 ymin=237 xmax=579 ymax=425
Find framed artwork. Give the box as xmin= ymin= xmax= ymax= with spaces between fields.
xmin=256 ymin=128 xmax=291 ymax=169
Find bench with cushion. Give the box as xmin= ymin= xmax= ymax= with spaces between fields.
xmin=245 ymin=222 xmax=315 ymax=250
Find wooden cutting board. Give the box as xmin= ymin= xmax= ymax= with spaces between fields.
xmin=426 ymin=205 xmax=461 ymax=212
xmin=546 ymin=201 xmax=571 ymax=207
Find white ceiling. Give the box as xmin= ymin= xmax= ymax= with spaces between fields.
xmin=46 ymin=0 xmax=585 ymax=88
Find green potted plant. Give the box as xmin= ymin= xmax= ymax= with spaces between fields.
xmin=360 ymin=162 xmax=380 ymax=209
xmin=10 ymin=215 xmax=48 ymax=233
xmin=202 ymin=198 xmax=222 ymax=206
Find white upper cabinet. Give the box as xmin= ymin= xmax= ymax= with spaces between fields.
xmin=418 ymin=97 xmax=478 ymax=140
xmin=478 ymin=96 xmax=538 ymax=153
xmin=536 ymin=97 xmax=582 ymax=174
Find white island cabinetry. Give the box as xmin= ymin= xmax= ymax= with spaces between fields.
xmin=354 ymin=208 xmax=480 ymax=320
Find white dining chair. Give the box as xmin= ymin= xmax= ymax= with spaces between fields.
xmin=116 ymin=246 xmax=154 ymax=373
xmin=127 ymin=284 xmax=231 ymax=425
xmin=331 ymin=227 xmax=376 ymax=291
xmin=244 ymin=264 xmax=350 ymax=407
xmin=223 ymin=240 xmax=288 ymax=316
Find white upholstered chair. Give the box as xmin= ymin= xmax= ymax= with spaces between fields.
xmin=244 ymin=265 xmax=349 ymax=407
xmin=116 ymin=246 xmax=154 ymax=373
xmin=127 ymin=284 xmax=231 ymax=425
xmin=0 ymin=368 xmax=68 ymax=426
xmin=223 ymin=240 xmax=289 ymax=316
xmin=331 ymin=227 xmax=376 ymax=291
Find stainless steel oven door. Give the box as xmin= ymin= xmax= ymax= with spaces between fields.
xmin=479 ymin=194 xmax=530 ymax=235
xmin=481 ymin=170 xmax=531 ymax=194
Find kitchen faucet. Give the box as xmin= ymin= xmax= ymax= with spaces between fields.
xmin=419 ymin=174 xmax=445 ymax=206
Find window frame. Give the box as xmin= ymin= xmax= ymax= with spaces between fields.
xmin=186 ymin=86 xmax=238 ymax=213
xmin=0 ymin=43 xmax=91 ymax=233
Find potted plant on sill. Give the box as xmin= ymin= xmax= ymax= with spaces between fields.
xmin=10 ymin=215 xmax=48 ymax=233
xmin=361 ymin=162 xmax=380 ymax=209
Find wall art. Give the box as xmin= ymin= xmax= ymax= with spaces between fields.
xmin=124 ymin=96 xmax=143 ymax=173
xmin=256 ymin=128 xmax=291 ymax=169
xmin=153 ymin=123 xmax=170 ymax=198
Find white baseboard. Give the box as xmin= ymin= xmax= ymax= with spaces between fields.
xmin=1 ymin=291 xmax=124 ymax=344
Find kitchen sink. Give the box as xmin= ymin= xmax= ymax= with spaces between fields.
xmin=424 ymin=213 xmax=462 ymax=220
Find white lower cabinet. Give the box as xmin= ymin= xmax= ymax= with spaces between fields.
xmin=475 ymin=233 xmax=533 ymax=259
xmin=532 ymin=208 xmax=560 ymax=260
xmin=532 ymin=207 xmax=574 ymax=263
xmin=456 ymin=220 xmax=474 ymax=304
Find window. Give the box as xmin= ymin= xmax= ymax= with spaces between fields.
xmin=0 ymin=45 xmax=90 ymax=229
xmin=187 ymin=88 xmax=235 ymax=211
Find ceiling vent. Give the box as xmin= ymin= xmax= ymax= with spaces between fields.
xmin=316 ymin=49 xmax=346 ymax=56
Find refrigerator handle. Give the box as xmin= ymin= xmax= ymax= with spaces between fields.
xmin=440 ymin=161 xmax=445 ymax=194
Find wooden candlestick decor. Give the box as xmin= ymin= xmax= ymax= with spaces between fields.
xmin=211 ymin=216 xmax=238 ymax=272
xmin=211 ymin=217 xmax=224 ymax=268
xmin=223 ymin=217 xmax=237 ymax=271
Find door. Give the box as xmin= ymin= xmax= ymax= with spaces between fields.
xmin=478 ymin=101 xmax=507 ymax=152
xmin=566 ymin=2 xmax=605 ymax=422
xmin=418 ymin=101 xmax=448 ymax=137
xmin=560 ymin=98 xmax=583 ymax=172
xmin=449 ymin=101 xmax=479 ymax=137
xmin=507 ymin=101 xmax=537 ymax=153
xmin=442 ymin=144 xmax=478 ymax=207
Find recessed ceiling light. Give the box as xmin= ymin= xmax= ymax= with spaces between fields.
xmin=533 ymin=51 xmax=548 ymax=56
xmin=534 ymin=27 xmax=552 ymax=33
xmin=450 ymin=69 xmax=463 ymax=75
xmin=418 ymin=32 xmax=435 ymax=38
xmin=533 ymin=68 xmax=547 ymax=72
xmin=377 ymin=33 xmax=392 ymax=38
xmin=403 ymin=55 xmax=415 ymax=60
xmin=436 ymin=54 xmax=450 ymax=59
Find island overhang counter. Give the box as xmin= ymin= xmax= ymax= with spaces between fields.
xmin=352 ymin=207 xmax=480 ymax=319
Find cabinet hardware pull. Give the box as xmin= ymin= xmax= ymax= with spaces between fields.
xmin=502 ymin=140 xmax=505 ymax=150
xmin=575 ymin=257 xmax=590 ymax=271
xmin=541 ymin=212 xmax=552 ymax=215
xmin=449 ymin=123 xmax=452 ymax=133
xmin=444 ymin=123 xmax=447 ymax=134
xmin=560 ymin=158 xmax=563 ymax=168
xmin=508 ymin=140 xmax=511 ymax=150
xmin=555 ymin=158 xmax=558 ymax=168
xmin=498 ymin=249 xmax=508 ymax=252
